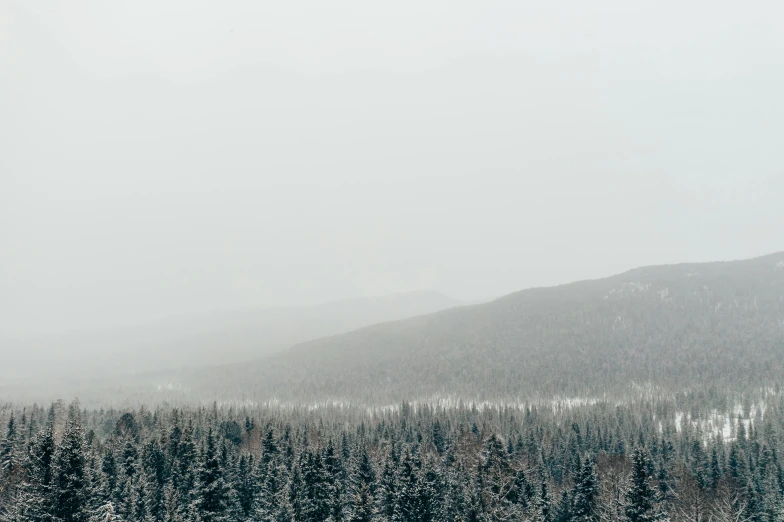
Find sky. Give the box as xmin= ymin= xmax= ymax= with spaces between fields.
xmin=2 ymin=1 xmax=784 ymax=334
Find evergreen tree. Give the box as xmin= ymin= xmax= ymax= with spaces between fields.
xmin=253 ymin=458 xmax=290 ymax=522
xmin=571 ymin=456 xmax=598 ymax=522
xmin=234 ymin=454 xmax=257 ymax=518
xmin=534 ymin=475 xmax=552 ymax=522
xmin=297 ymin=450 xmax=332 ymax=521
xmin=0 ymin=414 xmax=18 ymax=478
xmin=392 ymin=449 xmax=420 ymax=522
xmin=52 ymin=403 xmax=89 ymax=522
xmin=709 ymin=446 xmax=722 ymax=490
xmin=348 ymin=445 xmax=376 ymax=522
xmin=323 ymin=439 xmax=345 ymax=522
xmin=432 ymin=421 xmax=445 ymax=455
xmin=553 ymin=490 xmax=572 ymax=522
xmin=24 ymin=419 xmax=57 ymax=520
xmin=625 ymin=448 xmax=666 ymax=522
xmin=89 ymin=501 xmax=123 ymax=522
xmin=191 ymin=428 xmax=233 ymax=522
xmin=415 ymin=456 xmax=441 ymax=522
xmin=378 ymin=455 xmax=398 ymax=521
xmin=162 ymin=481 xmax=184 ymax=522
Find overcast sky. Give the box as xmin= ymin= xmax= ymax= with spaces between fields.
xmin=2 ymin=1 xmax=783 ymax=334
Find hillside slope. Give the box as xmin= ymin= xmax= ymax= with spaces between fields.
xmin=191 ymin=252 xmax=784 ymax=404
xmin=0 ymin=291 xmax=462 ymax=386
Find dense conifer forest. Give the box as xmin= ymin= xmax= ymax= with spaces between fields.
xmin=2 ymin=394 xmax=784 ymax=521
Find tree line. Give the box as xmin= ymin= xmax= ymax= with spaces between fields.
xmin=1 ymin=396 xmax=783 ymax=521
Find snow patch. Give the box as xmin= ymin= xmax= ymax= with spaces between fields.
xmin=607 ymin=282 xmax=652 ymax=299
xmin=671 ymin=401 xmax=767 ymax=442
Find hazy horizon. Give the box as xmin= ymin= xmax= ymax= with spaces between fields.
xmin=3 ymin=0 xmax=784 ymax=335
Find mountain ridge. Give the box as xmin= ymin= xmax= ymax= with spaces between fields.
xmin=6 ymin=253 xmax=784 ymax=407
xmin=0 ymin=290 xmax=464 ymax=387
xmin=199 ymin=251 xmax=784 ymax=405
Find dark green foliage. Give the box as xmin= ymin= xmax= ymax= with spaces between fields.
xmin=625 ymin=448 xmax=666 ymax=522
xmin=52 ymin=403 xmax=88 ymax=522
xmin=191 ymin=428 xmax=235 ymax=522
xmin=571 ymin=457 xmax=598 ymax=522
xmin=2 ymin=394 xmax=784 ymax=521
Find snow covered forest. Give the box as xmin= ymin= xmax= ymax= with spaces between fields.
xmin=2 ymin=254 xmax=784 ymax=521
xmin=4 ymin=0 xmax=784 ymax=519
xmin=2 ymin=396 xmax=784 ymax=521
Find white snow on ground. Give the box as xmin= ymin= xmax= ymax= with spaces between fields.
xmin=669 ymin=401 xmax=767 ymax=443
xmin=606 ymin=282 xmax=652 ymax=299
xmin=156 ymin=382 xmax=188 ymax=392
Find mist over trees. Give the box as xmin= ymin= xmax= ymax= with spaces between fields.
xmin=0 ymin=292 xmax=462 ymax=392
xmin=4 ymin=0 xmax=783 ymax=518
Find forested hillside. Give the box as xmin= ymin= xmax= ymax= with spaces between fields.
xmin=0 ymin=291 xmax=462 ymax=398
xmin=4 ymin=254 xmax=783 ymax=408
xmin=169 ymin=252 xmax=784 ymax=405
xmin=1 ymin=396 xmax=783 ymax=521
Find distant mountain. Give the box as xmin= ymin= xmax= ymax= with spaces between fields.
xmin=0 ymin=290 xmax=463 ymax=387
xmin=169 ymin=252 xmax=784 ymax=405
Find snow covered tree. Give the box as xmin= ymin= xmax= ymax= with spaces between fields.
xmin=570 ymin=456 xmax=598 ymax=522
xmin=0 ymin=414 xmax=19 ymax=479
xmin=625 ymin=448 xmax=667 ymax=522
xmin=52 ymin=403 xmax=89 ymax=522
xmin=162 ymin=481 xmax=185 ymax=522
xmin=377 ymin=453 xmax=398 ymax=521
xmin=89 ymin=501 xmax=123 ymax=522
xmin=392 ymin=449 xmax=419 ymax=522
xmin=348 ymin=445 xmax=376 ymax=522
xmin=533 ymin=475 xmax=552 ymax=522
xmin=190 ymin=427 xmax=234 ymax=522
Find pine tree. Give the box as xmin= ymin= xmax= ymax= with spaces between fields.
xmin=0 ymin=443 xmax=52 ymax=522
xmin=191 ymin=428 xmax=233 ymax=522
xmin=296 ymin=449 xmax=332 ymax=521
xmin=253 ymin=458 xmax=290 ymax=521
xmin=534 ymin=475 xmax=552 ymax=522
xmin=323 ymin=439 xmax=345 ymax=521
xmin=553 ymin=490 xmax=572 ymax=522
xmin=141 ymin=437 xmax=167 ymax=520
xmin=126 ymin=474 xmax=149 ymax=521
xmin=710 ymin=446 xmax=722 ymax=490
xmin=89 ymin=501 xmax=123 ymax=522
xmin=432 ymin=421 xmax=445 ymax=455
xmin=52 ymin=403 xmax=89 ymax=522
xmin=348 ymin=445 xmax=376 ymax=522
xmin=625 ymin=448 xmax=666 ymax=522
xmin=162 ymin=481 xmax=184 ymax=522
xmin=235 ymin=454 xmax=257 ymax=518
xmin=19 ymin=418 xmax=56 ymax=521
xmin=416 ymin=456 xmax=441 ymax=522
xmin=377 ymin=454 xmax=398 ymax=521
xmin=392 ymin=449 xmax=420 ymax=522
xmin=175 ymin=420 xmax=198 ymax=503
xmin=569 ymin=456 xmax=598 ymax=522
xmin=0 ymin=414 xmax=22 ymax=521
xmin=0 ymin=413 xmax=18 ymax=478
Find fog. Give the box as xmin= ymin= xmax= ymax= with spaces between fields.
xmin=2 ymin=0 xmax=784 ymax=336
